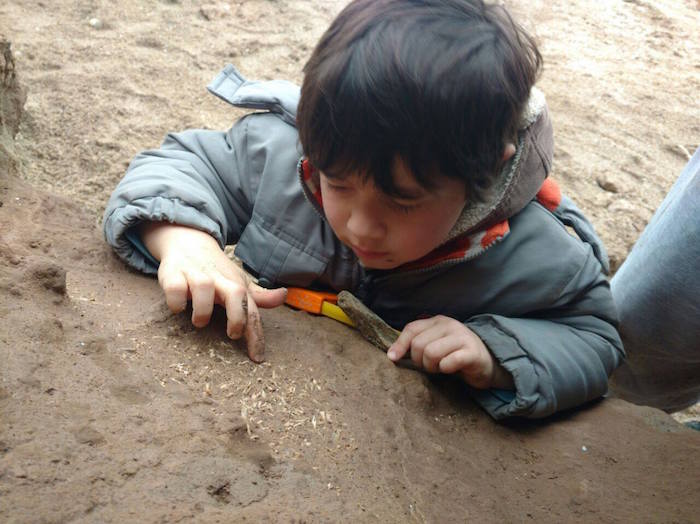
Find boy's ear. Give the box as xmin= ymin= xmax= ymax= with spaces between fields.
xmin=503 ymin=143 xmax=516 ymax=162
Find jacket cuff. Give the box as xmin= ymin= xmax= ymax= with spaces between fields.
xmin=124 ymin=228 xmax=160 ymax=271
xmin=103 ymin=196 xmax=225 ymax=275
xmin=466 ymin=315 xmax=554 ymax=419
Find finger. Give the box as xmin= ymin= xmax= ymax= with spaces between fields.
xmin=438 ymin=348 xmax=477 ymax=375
xmin=437 ymin=333 xmax=498 ymax=389
xmin=406 ymin=322 xmax=453 ymax=369
xmin=184 ymin=269 xmax=215 ymax=328
xmin=248 ymin=282 xmax=288 ymax=309
xmin=158 ymin=264 xmax=188 ymax=314
xmin=220 ymin=279 xmax=247 ymax=339
xmin=421 ymin=335 xmax=463 ymax=373
xmin=386 ymin=319 xmax=431 ymax=362
xmin=244 ymin=294 xmax=265 ymax=363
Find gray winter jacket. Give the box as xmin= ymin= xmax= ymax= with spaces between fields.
xmin=103 ymin=65 xmax=624 ymax=419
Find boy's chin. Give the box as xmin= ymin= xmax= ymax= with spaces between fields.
xmin=357 ymin=258 xmax=402 ymax=270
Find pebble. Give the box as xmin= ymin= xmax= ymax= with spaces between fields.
xmin=89 ymin=18 xmax=104 ymax=29
xmin=596 ymin=176 xmax=619 ymax=193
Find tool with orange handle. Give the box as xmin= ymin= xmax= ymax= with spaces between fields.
xmin=284 ymin=287 xmax=355 ymax=327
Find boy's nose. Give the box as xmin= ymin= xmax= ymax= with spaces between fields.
xmin=346 ymin=207 xmax=386 ymax=241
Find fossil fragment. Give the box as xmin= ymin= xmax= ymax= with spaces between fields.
xmin=338 ymin=291 xmax=418 ymax=370
xmin=337 ymin=291 xmax=399 ymax=350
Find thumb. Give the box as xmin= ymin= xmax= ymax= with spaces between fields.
xmin=248 ymin=283 xmax=288 ymax=309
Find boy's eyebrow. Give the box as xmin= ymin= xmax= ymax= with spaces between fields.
xmin=321 ymin=168 xmax=427 ymax=199
xmin=391 ymin=186 xmax=426 ymax=200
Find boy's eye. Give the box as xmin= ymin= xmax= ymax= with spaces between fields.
xmin=388 ymin=199 xmax=420 ymax=214
xmin=325 ymin=181 xmax=350 ymax=192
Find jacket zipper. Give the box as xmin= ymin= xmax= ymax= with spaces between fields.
xmin=297 ymin=157 xmax=327 ymax=222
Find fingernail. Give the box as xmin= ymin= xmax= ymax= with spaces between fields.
xmin=387 ymin=349 xmax=396 ymax=360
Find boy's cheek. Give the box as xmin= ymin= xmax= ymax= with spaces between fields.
xmin=321 ymin=200 xmax=347 ymax=236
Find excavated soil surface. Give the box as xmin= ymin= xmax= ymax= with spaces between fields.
xmin=1 ymin=0 xmax=699 ymax=522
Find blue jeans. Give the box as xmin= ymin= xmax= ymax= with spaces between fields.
xmin=610 ymin=148 xmax=700 ymax=412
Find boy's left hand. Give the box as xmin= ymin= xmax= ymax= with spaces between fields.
xmin=387 ymin=316 xmax=514 ymax=390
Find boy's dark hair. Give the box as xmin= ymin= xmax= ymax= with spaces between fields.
xmin=297 ymin=0 xmax=542 ymax=201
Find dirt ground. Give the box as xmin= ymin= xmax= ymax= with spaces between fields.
xmin=1 ymin=0 xmax=699 ymax=522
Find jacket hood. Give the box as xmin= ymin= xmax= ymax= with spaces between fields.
xmin=446 ymin=87 xmax=553 ymax=239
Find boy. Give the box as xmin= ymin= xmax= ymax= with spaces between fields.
xmin=103 ymin=0 xmax=624 ymax=419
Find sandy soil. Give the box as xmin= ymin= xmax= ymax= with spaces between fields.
xmin=1 ymin=0 xmax=699 ymax=522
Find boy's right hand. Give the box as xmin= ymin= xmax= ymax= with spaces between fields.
xmin=140 ymin=222 xmax=287 ymax=363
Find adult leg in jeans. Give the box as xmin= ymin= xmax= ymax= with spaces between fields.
xmin=610 ymin=148 xmax=700 ymax=412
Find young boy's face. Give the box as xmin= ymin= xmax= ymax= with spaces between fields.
xmin=319 ymin=158 xmax=467 ymax=269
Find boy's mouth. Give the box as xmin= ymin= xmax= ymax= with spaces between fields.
xmin=351 ymin=244 xmax=390 ymax=260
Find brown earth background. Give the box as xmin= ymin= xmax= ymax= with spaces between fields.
xmin=1 ymin=0 xmax=699 ymax=522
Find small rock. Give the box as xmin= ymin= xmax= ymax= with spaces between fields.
xmin=89 ymin=18 xmax=104 ymax=29
xmin=596 ymin=176 xmax=619 ymax=193
xmin=73 ymin=425 xmax=105 ymax=446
